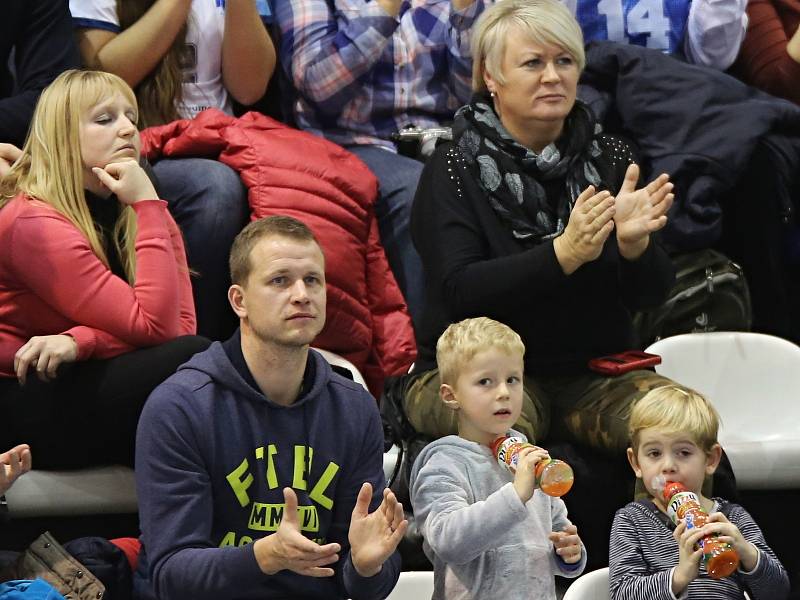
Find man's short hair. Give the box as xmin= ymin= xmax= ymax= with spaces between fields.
xmin=229 ymin=216 xmax=322 ymax=285
xmin=436 ymin=317 xmax=525 ymax=385
xmin=629 ymin=385 xmax=721 ymax=454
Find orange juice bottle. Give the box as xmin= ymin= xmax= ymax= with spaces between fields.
xmin=490 ymin=436 xmax=574 ymax=497
xmin=662 ymin=481 xmax=739 ymax=579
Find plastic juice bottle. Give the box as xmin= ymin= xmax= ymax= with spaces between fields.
xmin=490 ymin=436 xmax=574 ymax=497
xmin=662 ymin=481 xmax=740 ymax=579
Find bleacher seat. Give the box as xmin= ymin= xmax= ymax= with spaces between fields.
xmin=5 ymin=348 xmax=396 ymax=518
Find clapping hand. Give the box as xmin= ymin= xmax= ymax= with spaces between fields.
xmin=348 ymin=483 xmax=408 ymax=577
xmin=554 ymin=185 xmax=615 ymax=274
xmin=254 ymin=488 xmax=342 ymax=577
xmin=613 ymin=164 xmax=673 ymax=260
xmin=0 ymin=444 xmax=32 ymax=496
xmin=549 ymin=524 xmax=582 ymax=564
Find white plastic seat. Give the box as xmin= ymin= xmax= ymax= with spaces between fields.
xmin=5 ymin=465 xmax=137 ymax=517
xmin=313 ymin=348 xmax=400 ymax=482
xmin=385 ymin=571 xmax=434 ymax=600
xmin=645 ymin=332 xmax=800 ymax=490
xmin=562 ymin=567 xmax=609 ymax=600
xmin=313 ymin=347 xmax=368 ymax=389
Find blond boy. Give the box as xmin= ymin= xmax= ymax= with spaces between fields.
xmin=609 ymin=386 xmax=789 ymax=599
xmin=409 ymin=317 xmax=586 ymax=600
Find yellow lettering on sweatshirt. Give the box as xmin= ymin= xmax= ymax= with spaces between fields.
xmin=308 ymin=462 xmax=339 ymax=510
xmin=226 ymin=458 xmax=254 ymax=507
xmin=248 ymin=502 xmax=320 ymax=532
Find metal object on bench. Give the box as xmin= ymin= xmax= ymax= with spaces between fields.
xmin=391 ymin=126 xmax=453 ymax=158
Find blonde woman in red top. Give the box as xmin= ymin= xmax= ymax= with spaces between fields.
xmin=0 ymin=70 xmax=209 ymax=469
xmin=733 ymin=0 xmax=800 ymax=105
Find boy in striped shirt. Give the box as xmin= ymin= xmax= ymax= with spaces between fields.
xmin=609 ymin=385 xmax=789 ymax=599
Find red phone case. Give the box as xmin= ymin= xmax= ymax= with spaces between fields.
xmin=587 ymin=350 xmax=662 ymax=375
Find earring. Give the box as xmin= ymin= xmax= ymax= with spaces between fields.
xmin=489 ymin=90 xmax=496 ymax=98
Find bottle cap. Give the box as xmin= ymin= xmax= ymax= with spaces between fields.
xmin=663 ymin=481 xmax=687 ymax=501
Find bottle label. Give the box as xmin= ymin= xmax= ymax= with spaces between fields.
xmin=666 ymin=491 xmax=701 ymax=526
xmin=491 ymin=436 xmax=574 ymax=497
xmin=665 ymin=488 xmax=740 ymax=578
xmin=495 ymin=437 xmax=531 ymax=473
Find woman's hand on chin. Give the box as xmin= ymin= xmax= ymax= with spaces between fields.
xmin=92 ymin=159 xmax=158 ymax=206
xmin=14 ymin=335 xmax=78 ymax=385
xmin=554 ymin=185 xmax=615 ymax=275
xmin=613 ymin=164 xmax=674 ymax=260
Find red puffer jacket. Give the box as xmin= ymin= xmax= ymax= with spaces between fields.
xmin=141 ymin=109 xmax=416 ymax=396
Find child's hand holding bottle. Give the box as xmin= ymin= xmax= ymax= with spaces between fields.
xmin=511 ymin=445 xmax=551 ymax=503
xmin=672 ymin=518 xmax=708 ymax=593
xmin=704 ymin=512 xmax=759 ymax=572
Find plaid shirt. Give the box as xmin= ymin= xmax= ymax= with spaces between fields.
xmin=274 ymin=0 xmax=486 ymax=149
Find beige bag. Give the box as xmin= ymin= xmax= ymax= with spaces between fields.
xmin=0 ymin=532 xmax=106 ymax=600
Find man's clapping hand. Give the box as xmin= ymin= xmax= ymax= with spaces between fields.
xmin=254 ymin=487 xmax=342 ymax=577
xmin=348 ymin=483 xmax=408 ymax=577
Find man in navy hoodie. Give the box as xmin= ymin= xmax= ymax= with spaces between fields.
xmin=133 ymin=216 xmax=407 ymax=600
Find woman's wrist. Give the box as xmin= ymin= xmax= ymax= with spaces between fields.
xmin=617 ymin=236 xmax=649 ymax=261
xmin=553 ymin=236 xmax=581 ymax=275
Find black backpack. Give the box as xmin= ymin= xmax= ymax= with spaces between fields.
xmin=633 ymin=249 xmax=752 ymax=347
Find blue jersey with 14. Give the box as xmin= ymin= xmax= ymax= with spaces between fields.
xmin=562 ymin=0 xmax=691 ymax=54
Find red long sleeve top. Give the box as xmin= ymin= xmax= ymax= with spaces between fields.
xmin=0 ymin=194 xmax=196 ymax=377
xmin=733 ymin=0 xmax=800 ymax=104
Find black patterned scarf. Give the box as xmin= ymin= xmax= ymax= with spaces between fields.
xmin=453 ymin=95 xmax=604 ymax=245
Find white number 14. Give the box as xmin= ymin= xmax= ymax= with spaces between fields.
xmin=595 ymin=0 xmax=670 ymax=50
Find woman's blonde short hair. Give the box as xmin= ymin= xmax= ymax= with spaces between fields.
xmin=1 ymin=70 xmax=140 ymax=283
xmin=472 ymin=0 xmax=586 ymax=93
xmin=436 ymin=317 xmax=525 ymax=385
xmin=629 ymin=385 xmax=721 ymax=454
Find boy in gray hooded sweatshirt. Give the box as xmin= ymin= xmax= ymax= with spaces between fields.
xmin=410 ymin=317 xmax=587 ymax=600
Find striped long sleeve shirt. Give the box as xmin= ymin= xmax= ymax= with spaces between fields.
xmin=609 ymin=499 xmax=789 ymax=600
xmin=274 ymin=0 xmax=484 ymax=150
